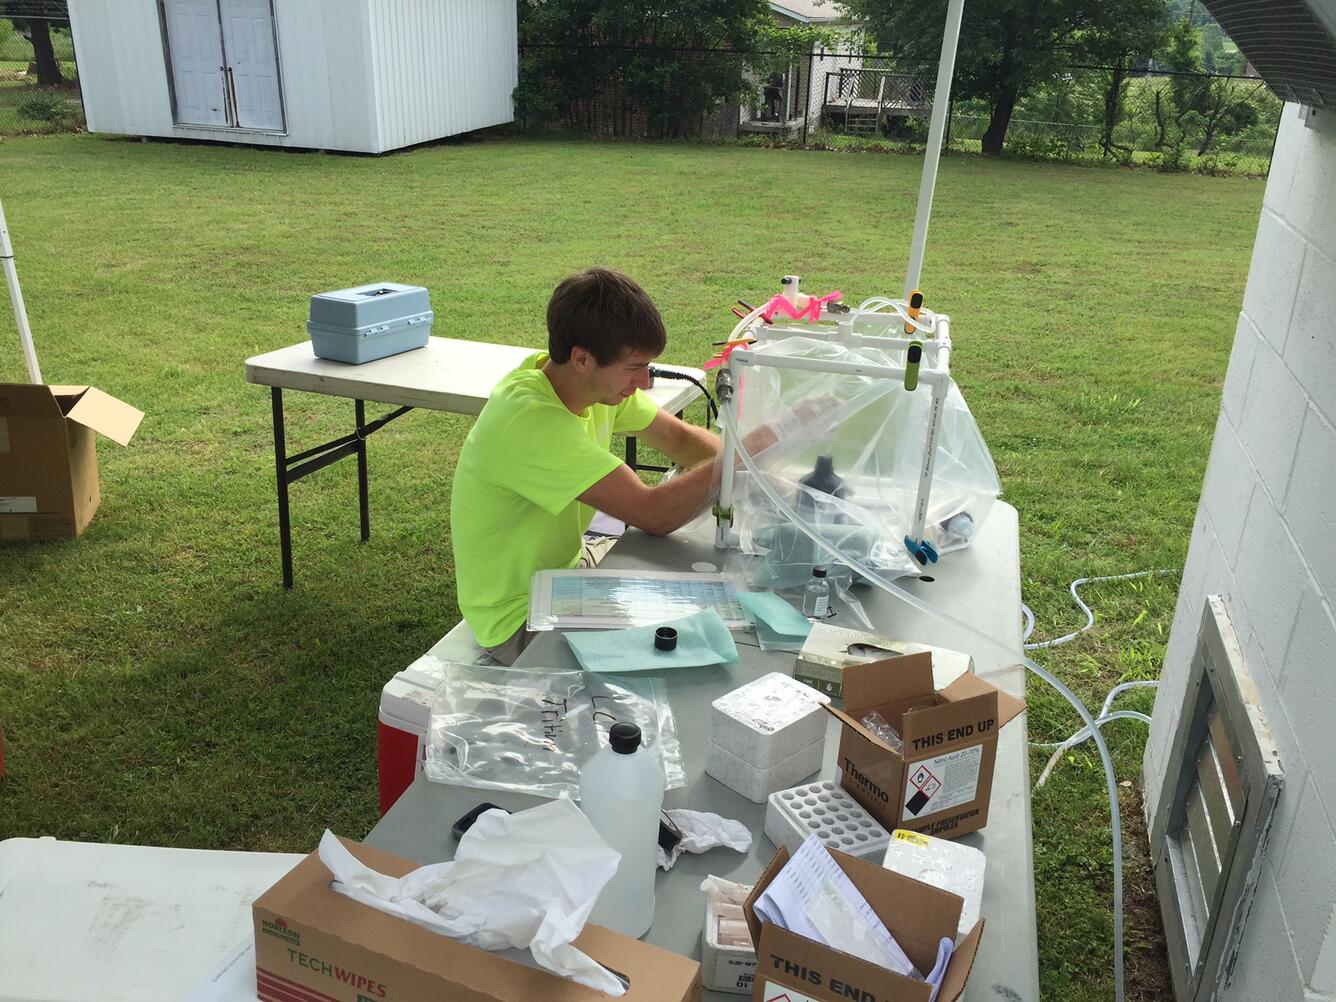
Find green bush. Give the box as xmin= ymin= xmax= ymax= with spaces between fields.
xmin=17 ymin=91 xmax=70 ymax=122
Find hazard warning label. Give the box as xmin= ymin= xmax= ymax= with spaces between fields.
xmin=903 ymin=745 xmax=983 ymax=818
xmin=761 ymin=982 xmax=820 ymax=1002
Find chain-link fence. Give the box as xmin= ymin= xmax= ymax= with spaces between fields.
xmin=0 ymin=14 xmax=83 ymax=136
xmin=516 ymin=44 xmax=1284 ymax=176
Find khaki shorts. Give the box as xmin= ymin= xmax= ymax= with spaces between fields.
xmin=479 ymin=534 xmax=618 ymax=666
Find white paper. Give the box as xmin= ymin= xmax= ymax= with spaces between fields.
xmin=753 ymin=837 xmax=908 ymax=972
xmin=319 ymin=800 xmax=626 ymax=996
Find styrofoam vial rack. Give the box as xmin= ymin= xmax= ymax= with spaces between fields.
xmin=710 ymin=672 xmax=830 ymax=770
xmin=881 ymin=829 xmax=986 ymax=941
xmin=764 ymin=780 xmax=890 ymax=861
xmin=707 ymin=735 xmax=823 ymax=804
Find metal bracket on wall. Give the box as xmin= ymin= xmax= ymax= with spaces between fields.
xmin=1302 ymin=104 xmax=1336 ymax=135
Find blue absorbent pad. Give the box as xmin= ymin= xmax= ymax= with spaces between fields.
xmin=737 ymin=591 xmax=812 ymax=641
xmin=564 ymin=609 xmax=739 ymax=673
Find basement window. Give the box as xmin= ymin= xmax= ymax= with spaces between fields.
xmin=1150 ymin=595 xmax=1284 ymax=1002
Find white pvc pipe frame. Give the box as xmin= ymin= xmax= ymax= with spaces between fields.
xmin=714 ymin=312 xmax=952 ymax=552
xmin=0 ymin=199 xmax=41 ymax=384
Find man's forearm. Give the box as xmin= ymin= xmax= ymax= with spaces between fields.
xmin=642 ymin=456 xmax=719 ymax=536
xmin=665 ymin=421 xmax=722 ymax=468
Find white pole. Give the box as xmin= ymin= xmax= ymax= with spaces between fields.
xmin=903 ymin=0 xmax=967 ymax=299
xmin=0 ymin=200 xmax=42 ymax=384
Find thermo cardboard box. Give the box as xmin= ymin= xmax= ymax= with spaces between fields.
xmin=827 ymin=653 xmax=1025 ymax=839
xmin=742 ymin=846 xmax=983 ymax=1002
xmin=252 ymin=836 xmax=704 ymax=1002
xmin=0 ymin=383 xmax=143 ymax=541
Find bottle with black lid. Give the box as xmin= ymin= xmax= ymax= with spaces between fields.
xmin=579 ymin=722 xmax=665 ymax=938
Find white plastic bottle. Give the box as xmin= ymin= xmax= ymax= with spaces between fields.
xmin=580 ymin=722 xmax=665 ymax=938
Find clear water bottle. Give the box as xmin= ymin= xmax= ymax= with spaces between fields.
xmin=802 ymin=567 xmax=830 ymax=620
xmin=580 ymin=722 xmax=665 ymax=938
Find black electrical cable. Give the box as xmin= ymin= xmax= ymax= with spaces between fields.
xmin=648 ymin=366 xmax=718 ymax=425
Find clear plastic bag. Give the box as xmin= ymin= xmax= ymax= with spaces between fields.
xmin=729 ymin=335 xmax=1000 ymax=580
xmin=860 ymin=710 xmax=904 ymax=754
xmin=424 ymin=663 xmax=685 ymax=799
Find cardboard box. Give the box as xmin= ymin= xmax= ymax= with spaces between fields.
xmin=742 ymin=845 xmax=983 ymax=1002
xmin=793 ymin=623 xmax=972 ymax=700
xmin=252 ymin=836 xmax=703 ymax=1002
xmin=0 ymin=383 xmax=143 ymax=541
xmin=827 ymin=653 xmax=1025 ymax=840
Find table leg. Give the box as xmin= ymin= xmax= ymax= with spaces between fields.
xmin=626 ymin=435 xmax=638 ymax=469
xmin=270 ymin=387 xmax=294 ymax=589
xmin=356 ymin=399 xmax=370 ymax=542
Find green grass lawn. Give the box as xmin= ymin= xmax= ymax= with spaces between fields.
xmin=0 ymin=133 xmax=1263 ymax=1000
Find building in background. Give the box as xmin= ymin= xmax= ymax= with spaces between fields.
xmin=67 ymin=0 xmax=516 ymax=153
xmin=1141 ymin=2 xmax=1336 ymax=1001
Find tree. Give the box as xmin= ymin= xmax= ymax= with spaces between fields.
xmin=515 ymin=0 xmax=832 ymax=138
xmin=843 ymin=0 xmax=1170 ymax=155
xmin=3 ymin=0 xmax=69 ymax=86
xmin=1157 ymin=21 xmax=1260 ymax=158
xmin=1078 ymin=0 xmax=1171 ymax=157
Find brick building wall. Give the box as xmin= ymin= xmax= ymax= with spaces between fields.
xmin=1143 ymin=102 xmax=1336 ymax=1001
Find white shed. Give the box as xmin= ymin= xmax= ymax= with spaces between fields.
xmin=68 ymin=0 xmax=517 ymax=153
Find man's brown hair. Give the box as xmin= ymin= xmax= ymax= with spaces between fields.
xmin=546 ymin=267 xmax=667 ymax=365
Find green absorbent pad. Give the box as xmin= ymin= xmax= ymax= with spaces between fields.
xmin=564 ymin=609 xmax=740 ymax=673
xmin=737 ymin=591 xmax=812 ymax=645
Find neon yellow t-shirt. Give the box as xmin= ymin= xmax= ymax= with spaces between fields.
xmin=449 ymin=352 xmax=658 ymax=647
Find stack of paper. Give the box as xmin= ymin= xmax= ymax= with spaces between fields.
xmin=753 ymin=836 xmax=917 ymax=975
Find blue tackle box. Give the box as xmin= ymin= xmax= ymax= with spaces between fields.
xmin=307 ymin=282 xmax=434 ymax=364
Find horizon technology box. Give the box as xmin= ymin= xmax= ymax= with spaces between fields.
xmin=252 ymin=836 xmax=703 ymax=1002
xmin=827 ymin=653 xmax=1026 ymax=839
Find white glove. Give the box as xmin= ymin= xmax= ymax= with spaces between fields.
xmin=656 ymin=808 xmax=753 ymax=870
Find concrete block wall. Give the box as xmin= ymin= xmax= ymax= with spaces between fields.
xmin=1143 ymin=102 xmax=1336 ymax=1001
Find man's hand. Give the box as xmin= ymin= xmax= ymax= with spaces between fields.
xmin=735 ymin=394 xmax=843 ymax=459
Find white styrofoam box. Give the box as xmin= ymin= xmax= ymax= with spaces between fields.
xmin=707 ymin=735 xmax=824 ymax=804
xmin=764 ymin=780 xmax=890 ymax=861
xmin=701 ymin=880 xmax=757 ymax=995
xmin=881 ymin=829 xmax=987 ymax=942
xmin=710 ymin=671 xmax=830 ymax=770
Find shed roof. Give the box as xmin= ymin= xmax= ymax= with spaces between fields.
xmin=769 ymin=0 xmax=860 ymax=24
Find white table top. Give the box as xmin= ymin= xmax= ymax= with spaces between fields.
xmin=244 ymin=337 xmax=706 ymax=418
xmin=0 ymin=837 xmax=304 ymax=1002
xmin=369 ymin=502 xmax=1040 ymax=1002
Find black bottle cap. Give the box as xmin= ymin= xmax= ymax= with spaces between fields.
xmin=655 ymin=626 xmax=678 ymax=651
xmin=813 ymin=567 xmax=827 ymax=578
xmin=609 ymin=722 xmax=642 ymax=754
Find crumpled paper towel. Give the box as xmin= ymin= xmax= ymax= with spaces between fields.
xmin=319 ymin=799 xmax=626 ymax=995
xmin=657 ymin=808 xmax=752 ymax=870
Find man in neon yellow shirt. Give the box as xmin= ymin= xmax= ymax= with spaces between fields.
xmin=450 ymin=268 xmax=723 ymax=665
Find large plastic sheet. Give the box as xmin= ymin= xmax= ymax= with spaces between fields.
xmin=424 ymin=663 xmax=685 ymax=799
xmin=729 ymin=335 xmax=1000 ymax=585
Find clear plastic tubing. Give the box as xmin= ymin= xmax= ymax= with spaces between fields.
xmin=718 ymin=392 xmax=1126 ymax=1002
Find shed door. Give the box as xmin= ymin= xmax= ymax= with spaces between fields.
xmin=162 ymin=0 xmax=229 ymax=127
xmin=218 ymin=0 xmax=284 ymax=131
